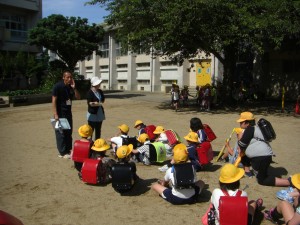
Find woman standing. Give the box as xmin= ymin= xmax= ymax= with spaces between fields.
xmin=87 ymin=77 xmax=105 ymax=140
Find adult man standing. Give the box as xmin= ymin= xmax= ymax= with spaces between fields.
xmin=52 ymin=71 xmax=80 ymax=158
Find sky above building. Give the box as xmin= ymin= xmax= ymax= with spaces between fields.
xmin=42 ymin=0 xmax=109 ymax=24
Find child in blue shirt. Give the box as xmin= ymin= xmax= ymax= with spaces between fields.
xmin=184 ymin=132 xmax=202 ymax=172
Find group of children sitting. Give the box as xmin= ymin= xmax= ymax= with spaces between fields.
xmin=70 ymin=117 xmax=300 ymax=225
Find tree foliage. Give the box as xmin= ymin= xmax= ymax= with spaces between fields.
xmin=87 ymin=0 xmax=300 ymax=90
xmin=0 ymin=50 xmax=48 ymax=80
xmin=28 ymin=14 xmax=105 ymax=71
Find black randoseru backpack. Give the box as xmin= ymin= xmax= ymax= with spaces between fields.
xmin=257 ymin=118 xmax=276 ymax=142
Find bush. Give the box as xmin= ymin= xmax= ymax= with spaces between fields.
xmin=4 ymin=89 xmax=44 ymax=96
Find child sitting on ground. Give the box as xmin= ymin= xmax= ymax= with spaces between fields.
xmin=264 ymin=173 xmax=300 ymax=224
xmin=190 ymin=117 xmax=207 ymax=144
xmin=107 ymin=124 xmax=133 ymax=156
xmin=116 ymin=144 xmax=139 ymax=182
xmin=151 ymin=143 xmax=205 ymax=205
xmin=209 ymin=163 xmax=263 ymax=225
xmin=184 ymin=131 xmax=202 ymax=172
xmin=220 ymin=127 xmax=244 ymax=164
xmin=131 ymin=133 xmax=151 ymax=165
xmin=90 ymin=138 xmax=116 ymax=184
xmin=73 ymin=124 xmax=93 ymax=172
xmin=134 ymin=120 xmax=147 ymax=136
xmin=153 ymin=126 xmax=172 ymax=157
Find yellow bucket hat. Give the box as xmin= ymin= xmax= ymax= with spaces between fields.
xmin=219 ymin=164 xmax=245 ymax=183
xmin=173 ymin=143 xmax=188 ymax=163
xmin=78 ymin=124 xmax=93 ymax=138
xmin=236 ymin=112 xmax=255 ymax=122
xmin=116 ymin=144 xmax=133 ymax=159
xmin=184 ymin=132 xmax=198 ymax=143
xmin=137 ymin=133 xmax=149 ymax=143
xmin=291 ymin=173 xmax=300 ymax=189
xmin=153 ymin=126 xmax=164 ymax=134
xmin=91 ymin=138 xmax=110 ymax=152
xmin=134 ymin=120 xmax=143 ymax=128
xmin=118 ymin=124 xmax=129 ymax=133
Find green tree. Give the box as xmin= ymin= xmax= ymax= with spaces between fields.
xmin=0 ymin=52 xmax=14 ymax=79
xmin=0 ymin=50 xmax=48 ymax=80
xmin=28 ymin=14 xmax=105 ymax=71
xmin=87 ymin=0 xmax=300 ymax=96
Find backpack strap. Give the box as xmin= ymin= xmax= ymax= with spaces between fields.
xmin=221 ymin=189 xmax=229 ymax=196
xmin=236 ymin=190 xmax=242 ymax=196
xmin=221 ymin=189 xmax=242 ymax=196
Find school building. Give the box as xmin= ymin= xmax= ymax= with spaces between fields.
xmin=0 ymin=0 xmax=42 ymax=54
xmin=75 ymin=31 xmax=224 ymax=93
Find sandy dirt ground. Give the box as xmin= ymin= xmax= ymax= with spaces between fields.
xmin=0 ymin=91 xmax=299 ymax=225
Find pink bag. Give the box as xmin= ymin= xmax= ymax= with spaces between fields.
xmin=201 ymin=203 xmax=215 ymax=225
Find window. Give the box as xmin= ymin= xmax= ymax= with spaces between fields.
xmin=100 ymin=43 xmax=109 ymax=58
xmin=161 ymin=61 xmax=177 ymax=66
xmin=137 ymin=80 xmax=150 ymax=84
xmin=161 ymin=80 xmax=176 ymax=85
xmin=0 ymin=14 xmax=27 ymax=42
xmin=117 ymin=64 xmax=128 ymax=68
xmin=136 ymin=63 xmax=150 ymax=67
xmin=116 ymin=42 xmax=127 ymax=56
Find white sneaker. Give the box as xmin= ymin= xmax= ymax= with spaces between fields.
xmin=158 ymin=165 xmax=169 ymax=172
xmin=58 ymin=154 xmax=63 ymax=158
xmin=63 ymin=154 xmax=71 ymax=159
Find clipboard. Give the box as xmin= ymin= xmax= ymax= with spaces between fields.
xmin=50 ymin=118 xmax=71 ymax=130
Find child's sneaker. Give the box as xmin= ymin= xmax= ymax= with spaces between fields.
xmin=276 ymin=187 xmax=294 ymax=204
xmin=63 ymin=154 xmax=71 ymax=159
xmin=158 ymin=165 xmax=169 ymax=172
xmin=264 ymin=209 xmax=278 ymax=224
xmin=244 ymin=171 xmax=253 ymax=178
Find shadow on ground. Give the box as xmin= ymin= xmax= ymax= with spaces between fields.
xmin=118 ymin=178 xmax=157 ymax=196
xmin=157 ymin=99 xmax=299 ymax=117
xmin=105 ymin=93 xmax=146 ymax=99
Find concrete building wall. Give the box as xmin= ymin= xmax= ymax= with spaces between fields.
xmin=0 ymin=0 xmax=42 ymax=53
xmin=75 ymin=30 xmax=222 ymax=93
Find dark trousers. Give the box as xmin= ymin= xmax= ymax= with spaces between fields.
xmin=251 ymin=155 xmax=275 ymax=186
xmin=55 ymin=114 xmax=73 ymax=156
xmin=88 ymin=120 xmax=103 ymax=140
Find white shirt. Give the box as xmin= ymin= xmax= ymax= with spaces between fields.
xmin=164 ymin=167 xmax=196 ymax=199
xmin=157 ymin=132 xmax=172 ymax=151
xmin=110 ymin=135 xmax=128 ymax=148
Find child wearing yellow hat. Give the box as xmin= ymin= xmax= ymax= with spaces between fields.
xmin=115 ymin=144 xmax=139 ymax=182
xmin=237 ymin=111 xmax=291 ymax=185
xmin=107 ymin=124 xmax=131 ymax=156
xmin=264 ymin=173 xmax=300 ymax=224
xmin=218 ymin=127 xmax=244 ymax=164
xmin=153 ymin=125 xmax=172 ymax=157
xmin=90 ymin=138 xmax=116 ymax=184
xmin=209 ymin=164 xmax=263 ymax=225
xmin=151 ymin=143 xmax=205 ymax=205
xmin=73 ymin=124 xmax=93 ymax=169
xmin=131 ymin=133 xmax=151 ymax=165
xmin=134 ymin=120 xmax=147 ymax=136
xmin=184 ymin=131 xmax=202 ymax=172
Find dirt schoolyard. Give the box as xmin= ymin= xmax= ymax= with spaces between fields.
xmin=0 ymin=91 xmax=299 ymax=225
